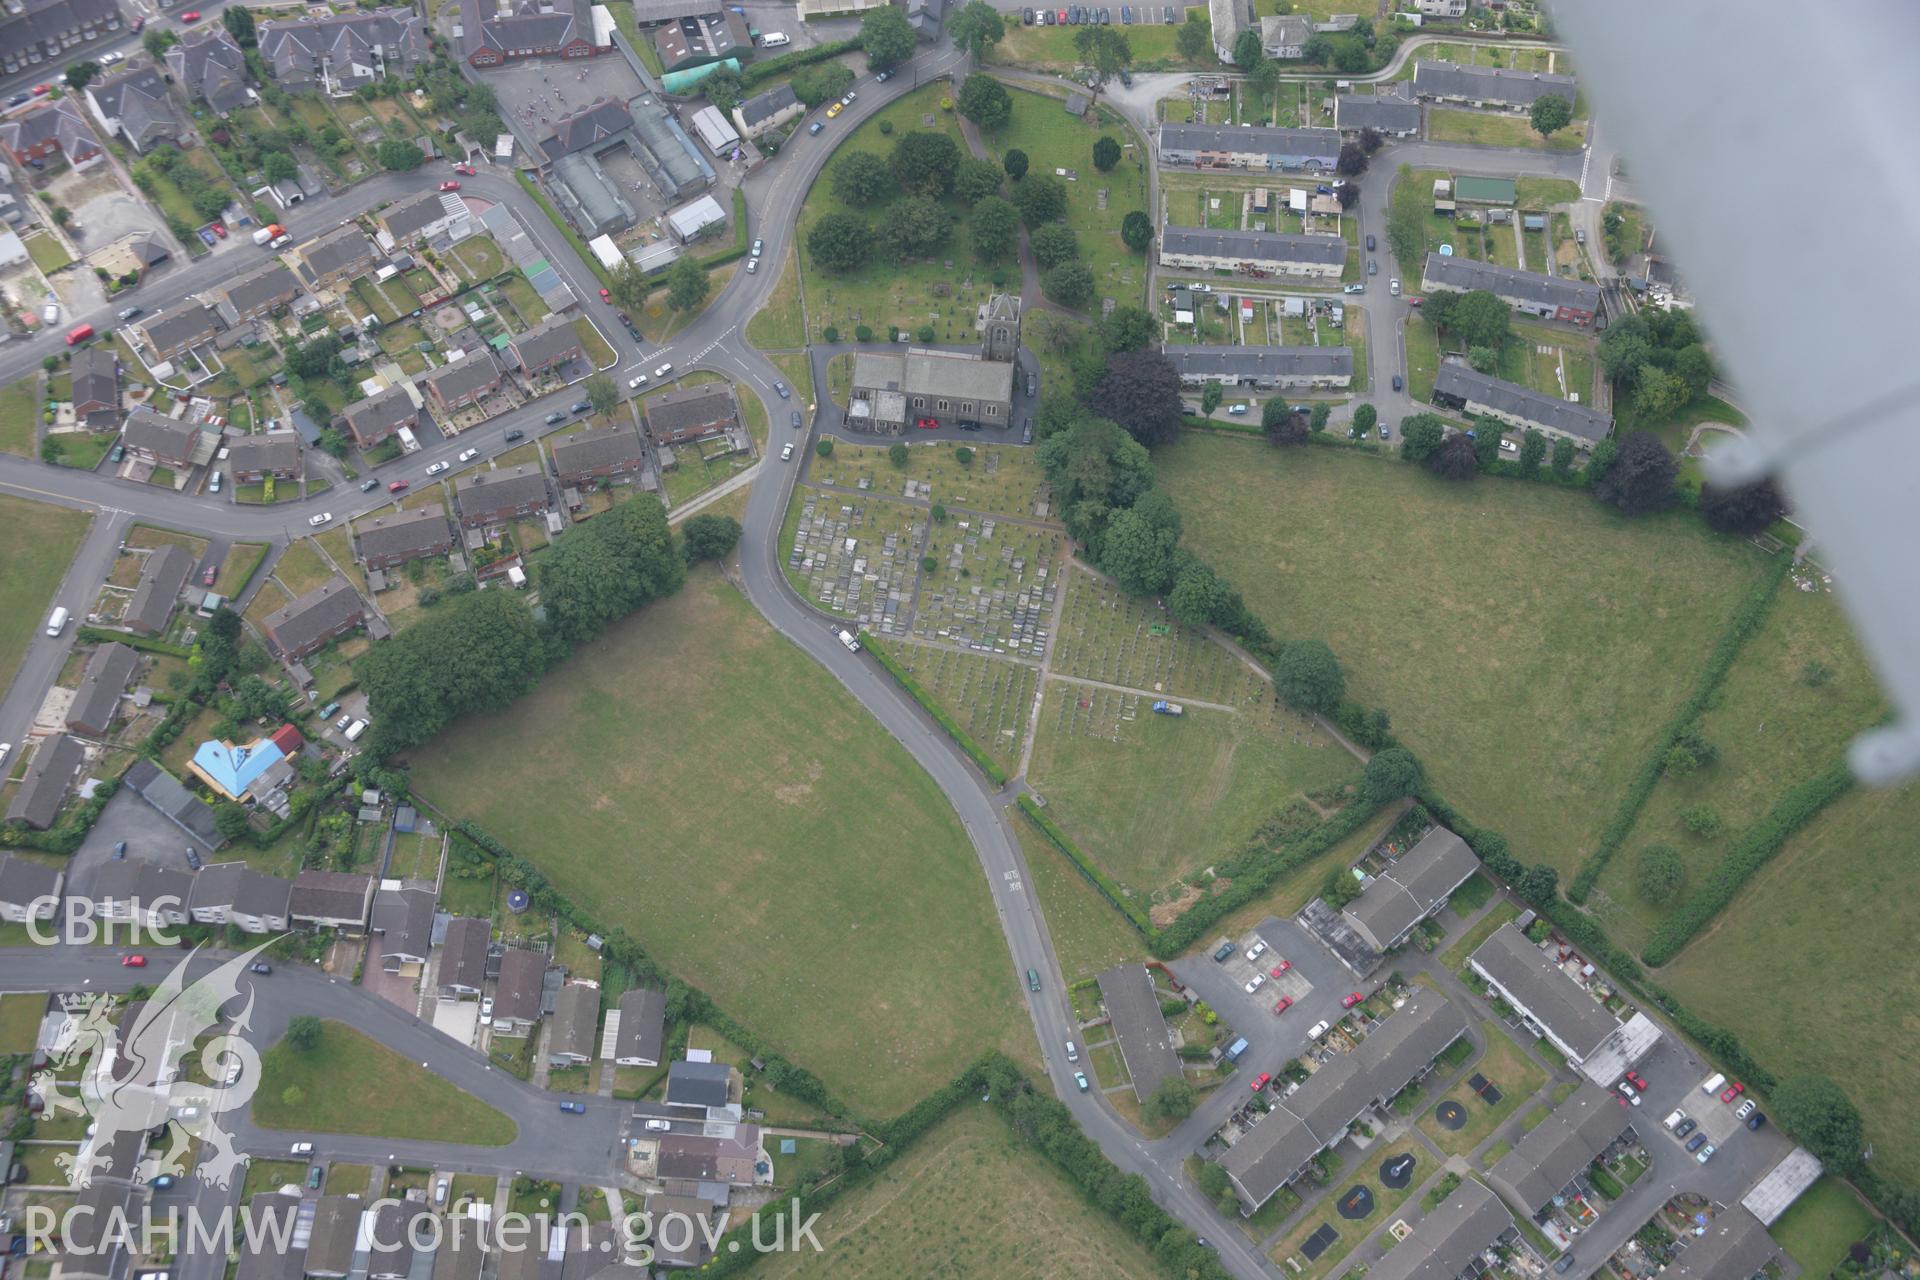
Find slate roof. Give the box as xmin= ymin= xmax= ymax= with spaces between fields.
xmin=1159 ymin=123 xmax=1341 ymax=164
xmin=1162 ymin=344 xmax=1353 ymax=381
xmin=539 ymin=99 xmax=631 ymax=162
xmin=1469 ymin=923 xmax=1620 ymax=1058
xmin=188 ymin=862 xmax=292 ymax=921
xmin=1666 ymin=1212 xmax=1779 ymax=1280
xmin=300 ymin=224 xmax=377 ymax=279
xmin=1366 ymin=1179 xmax=1513 ymax=1280
xmin=340 ymin=383 xmax=419 ymax=440
xmin=380 ymin=191 xmax=453 ymax=242
xmin=422 ymin=350 xmax=503 ymax=403
xmin=66 ymin=641 xmax=138 ymax=736
xmin=492 ymin=947 xmax=546 ymax=1024
xmin=1161 ymin=225 xmax=1347 ymax=266
xmin=737 ymin=84 xmax=798 ymax=130
xmin=355 ymin=507 xmax=452 ymax=563
xmin=1433 ymin=363 xmax=1614 ymax=444
xmin=302 ymin=1195 xmax=364 ymax=1276
xmin=1343 ymin=826 xmax=1479 ymax=951
xmin=439 ymin=916 xmax=491 ymax=992
xmin=1336 ymin=90 xmax=1421 ymax=134
xmin=552 ymin=424 xmax=646 ymax=477
xmin=457 ymin=463 xmax=549 ymax=522
xmin=123 ymin=408 xmax=200 ymax=462
xmin=233 ymin=1193 xmax=305 ymax=1280
xmin=904 ymin=347 xmax=1016 ymax=403
xmin=509 ymin=315 xmax=581 ymax=371
xmin=615 ymin=987 xmax=666 ymax=1063
xmin=91 ymin=857 xmax=192 ymax=914
xmin=1096 ymin=963 xmax=1181 ymax=1105
xmin=69 ymin=345 xmax=119 ymax=422
xmin=0 ymin=852 xmax=63 ymax=910
xmin=459 ymin=0 xmax=590 ymax=65
xmin=1422 ymin=253 xmax=1601 ymax=314
xmin=257 ymin=7 xmax=428 ymax=90
xmin=225 ymin=433 xmax=302 ymax=477
xmin=167 ymin=30 xmax=251 ymax=113
xmin=259 ymin=575 xmax=365 ymax=656
xmin=644 ymin=383 xmax=737 ymax=438
xmin=664 ymin=1059 xmax=731 ymax=1109
xmin=1260 ymin=12 xmax=1309 ymax=48
xmin=289 ymin=869 xmax=373 ymax=926
xmin=371 ymin=884 xmax=436 ymax=960
xmin=430 ymin=1213 xmax=490 ymax=1280
xmin=120 ymin=758 xmax=220 ymax=845
xmin=0 ymin=99 xmax=101 ymax=164
xmin=126 ymin=542 xmax=194 ymax=634
xmin=224 ymin=261 xmax=301 ymax=316
xmin=549 ymin=983 xmax=599 ymax=1060
xmin=142 ymin=302 xmax=224 ymax=355
xmin=1488 ymin=1082 xmax=1631 ymax=1213
xmin=641 ymin=1194 xmax=714 ymax=1269
xmin=87 ymin=62 xmax=177 ymax=150
xmin=1413 ymin=60 xmax=1577 ymax=107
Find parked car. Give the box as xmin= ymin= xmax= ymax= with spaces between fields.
xmin=290 ymin=1142 xmax=314 ymax=1157
xmin=1735 ymin=1099 xmax=1756 ymax=1119
xmin=1695 ymin=1143 xmax=1717 ymax=1164
xmin=558 ymin=1101 xmax=586 ymax=1114
xmin=1553 ymin=1256 xmax=1577 ymax=1275
xmin=118 ymin=306 xmax=143 ymax=320
xmin=1746 ymin=1110 xmax=1768 ymax=1131
xmin=780 ymin=442 xmax=794 ymax=462
xmin=655 ymin=363 xmax=674 ymax=379
xmin=751 ymin=239 xmax=763 ymax=257
xmin=479 ymin=997 xmax=494 ymax=1024
xmin=1673 ymin=1117 xmax=1697 ymax=1138
xmin=1342 ymin=992 xmax=1364 ymax=1009
xmin=599 ymin=287 xmax=611 ymax=300
xmin=1246 ymin=940 xmax=1267 ymax=961
xmin=827 ymin=102 xmax=843 ymax=118
xmin=1272 ymin=996 xmax=1293 ymax=1015
xmin=628 ymin=374 xmax=648 ymax=389
xmin=210 ymin=221 xmax=227 ymax=239
xmin=113 ymin=841 xmax=127 ymax=859
xmin=1617 ymin=1082 xmax=1641 ymax=1106
xmin=1390 ymin=278 xmax=1400 ymax=295
xmin=1270 ymin=961 xmax=1290 ymax=976
xmin=306 ymin=1166 xmax=324 ymax=1189
xmin=746 ymin=258 xmax=757 ymax=273
xmin=185 ymin=846 xmax=200 ymax=870
xmin=545 ymin=412 xmax=565 ymax=424
xmin=110 ymin=444 xmax=125 ymax=463
xmin=1720 ymin=1082 xmax=1745 ymax=1103
xmin=1685 ymin=1132 xmax=1708 ymax=1153
xmin=1391 ymin=374 xmax=1403 ymax=392
xmin=1213 ymin=942 xmax=1235 ymax=962
xmin=201 ymin=564 xmax=217 ymax=586
xmin=1243 ymin=973 xmax=1266 ymax=994
xmin=1367 ymin=259 xmax=1377 ymax=275
xmin=809 ymin=121 xmax=825 ymax=134
xmin=122 ymin=955 xmax=147 ymax=967
xmin=457 ymin=447 xmax=480 ymax=462
xmin=1365 ymin=233 xmax=1376 ymax=252
xmin=1625 ymin=1071 xmax=1648 ymax=1089
xmin=360 ymin=478 xmax=379 ymax=492
xmin=178 ymin=9 xmax=200 ymax=19
xmin=5 ymin=92 xmax=27 ymax=107
xmin=1022 ymin=6 xmax=1033 ymax=21
xmin=425 ymin=461 xmax=449 ymax=476
xmin=1379 ymin=423 xmax=1390 ymax=439
xmin=875 ymin=68 xmax=893 ymax=82
xmin=1250 ymin=1072 xmax=1271 ymax=1091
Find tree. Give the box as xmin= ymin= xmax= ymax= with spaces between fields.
xmin=1265 ymin=401 xmax=1305 ymax=445
xmin=1586 ymin=435 xmax=1619 ymax=483
xmin=1003 ymin=148 xmax=1028 ymax=181
xmin=1321 ymin=862 xmax=1363 ymax=909
xmin=860 ymin=4 xmax=917 ymax=68
xmin=1635 ymin=844 xmax=1684 ymax=900
xmin=607 ymin=261 xmax=649 ymax=312
xmin=665 ymin=256 xmax=709 ymax=311
xmin=358 ymin=589 xmax=549 ymax=754
xmin=214 ymin=804 xmax=250 ymax=840
xmin=1472 ymin=422 xmax=1504 ymax=470
xmin=1671 ymin=344 xmax=1714 ymax=397
xmin=1417 ymin=288 xmax=1457 ymax=334
xmin=947 ymin=0 xmax=1005 ymax=60
xmin=1363 ymin=747 xmax=1423 ymax=802
xmin=1771 ymin=1076 xmax=1864 ymax=1173
xmin=1466 ymin=345 xmax=1498 ymax=375
xmin=1012 ymin=173 xmax=1067 ymax=225
xmin=1092 ymin=135 xmax=1122 ymax=172
xmin=808 ymin=212 xmax=871 ymax=271
xmin=1550 ymin=435 xmax=1576 ymax=477
xmin=1101 ymin=304 xmax=1154 ymax=353
xmin=376 ymin=140 xmax=424 ymax=171
xmin=1700 ymin=478 xmax=1787 ymax=535
xmin=831 ymin=151 xmax=892 ymax=205
xmin=1044 ymin=261 xmax=1095 ymax=309
xmin=1398 ymin=413 xmax=1445 ymax=461
xmin=583 ymin=373 xmax=618 ymax=418
xmin=1679 ymin=805 xmax=1723 ymax=839
xmin=1358 ymin=126 xmax=1384 ymax=154
xmin=1517 ymin=429 xmax=1547 ymax=478
xmin=286 ymin=1016 xmax=324 ymax=1052
xmin=1275 ymin=639 xmax=1345 ymax=713
xmin=956 ymin=74 xmax=1012 ymax=130
xmin=535 ymin=500 xmax=683 ymax=647
xmin=891 ymin=131 xmax=962 ymax=195
xmin=1087 ymin=350 xmax=1184 ymax=446
xmin=1074 ymin=26 xmax=1133 ymax=90
xmin=1517 ymin=863 xmax=1559 ymax=904
xmin=1529 ymin=93 xmax=1574 ymax=138
xmin=1145 ymin=1076 xmax=1195 ymax=1121
xmin=954 ymin=156 xmax=1003 ymax=203
xmin=142 ymin=29 xmax=176 ymax=57
xmin=1592 ymin=430 xmax=1677 ymax=514
xmin=263 ymin=151 xmax=298 ymax=184
xmin=970 ymin=195 xmax=1020 ymax=260
xmin=1231 ymin=27 xmax=1262 ymax=67
xmin=64 ymin=61 xmax=99 ymax=89
xmin=1101 ymin=502 xmax=1180 ymax=594
xmin=1353 ymin=403 xmax=1377 ymax=437
xmin=792 ymin=62 xmax=855 ymax=108
xmin=1175 ymin=19 xmax=1209 ymax=62
xmin=701 ymin=66 xmax=744 ymax=113
xmin=1335 ymin=181 xmax=1360 ymax=210
xmin=1446 ymin=290 xmax=1510 ymax=349
xmin=1309 ymin=402 xmax=1331 ymax=433
xmin=1030 ymin=222 xmax=1079 ymax=269
xmin=1200 ymin=381 xmax=1222 ymax=417
xmin=1632 ymin=367 xmax=1690 ymax=423
xmin=1336 ymin=142 xmax=1368 ymax=177
xmin=1195 ymin=1160 xmax=1239 ymax=1216
xmin=222 ymin=4 xmax=256 ymax=44
xmin=1120 ymin=209 xmax=1153 ymax=253
xmin=1168 ymin=562 xmax=1228 ymax=626
xmin=1427 ymin=432 xmax=1479 ymax=480
xmin=879 ymin=194 xmax=951 ymax=258
xmin=816 ymin=438 xmax=834 ymax=457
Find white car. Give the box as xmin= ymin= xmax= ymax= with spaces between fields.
xmin=628 ymin=374 xmax=649 ymax=389
xmin=1735 ymin=1099 xmax=1756 ymax=1119
xmin=1243 ymin=973 xmax=1266 ymax=994
xmin=1246 ymin=940 xmax=1267 ymax=962
xmin=457 ymin=447 xmax=479 ymax=463
xmin=0 ymin=743 xmax=11 ymax=769
xmin=751 ymin=239 xmax=763 ymax=257
xmin=654 ymin=362 xmax=673 ymax=378
xmin=479 ymin=997 xmax=494 ymax=1025
xmin=780 ymin=442 xmax=794 ymax=461
xmin=307 ymin=512 xmax=332 ymax=527
xmin=1663 ymin=1108 xmax=1687 ymax=1131
xmin=290 ymin=1142 xmax=313 ymax=1156
xmin=1618 ymin=1082 xmax=1642 ymax=1106
xmin=223 ymin=1061 xmax=242 ymax=1086
xmin=1390 ymin=278 xmax=1401 ymax=296
xmin=101 ymin=50 xmax=123 ymax=64
xmin=425 ymin=460 xmax=450 ymax=476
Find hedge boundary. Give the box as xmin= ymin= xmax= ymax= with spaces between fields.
xmin=741 ymin=36 xmax=861 ymax=87
xmin=861 ymin=631 xmax=1009 ymax=786
xmin=1567 ymin=552 xmax=1791 ymax=902
xmin=77 ymin=627 xmax=191 ymax=658
xmin=1015 ymin=794 xmax=1153 ymax=935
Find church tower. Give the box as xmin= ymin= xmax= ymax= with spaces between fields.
xmin=979 ymin=293 xmax=1022 ymax=364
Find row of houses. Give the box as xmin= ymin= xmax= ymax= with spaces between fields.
xmin=1163 ymin=344 xmax=1354 ymax=392
xmin=0 ymin=853 xmax=362 ymax=933
xmin=1159 ymin=226 xmax=1347 ymax=280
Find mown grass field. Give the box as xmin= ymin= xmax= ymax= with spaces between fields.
xmin=1427 ymin=109 xmax=1585 ymax=151
xmin=0 ymin=380 xmax=39 ymax=456
xmin=253 ymin=1022 xmax=515 ymax=1143
xmin=1155 ymin=438 xmax=1769 ymax=878
xmin=752 ymin=1105 xmax=1163 ymax=1279
xmin=1016 ymin=817 xmax=1144 ymax=983
xmin=986 ymin=12 xmax=1214 ymax=73
xmin=1659 ymin=780 xmax=1920 ymax=1184
xmin=1769 ymin=1177 xmax=1877 ymax=1276
xmin=0 ymin=992 xmax=45 ymax=1053
xmin=411 ymin=569 xmax=1027 ymax=1118
xmin=0 ymin=496 xmax=90 ymax=684
xmin=1417 ymin=1021 xmax=1545 ymax=1155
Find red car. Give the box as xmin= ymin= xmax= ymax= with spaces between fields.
xmin=1250 ymin=1071 xmax=1271 ymax=1092
xmin=1272 ymin=996 xmax=1293 ymax=1016
xmin=1056 ymin=7 xmax=1066 ymax=19
xmin=1342 ymin=992 xmax=1364 ymax=1009
xmin=387 ymin=480 xmax=410 ymax=493
xmin=200 ymin=564 xmax=217 ymax=586
xmin=122 ymin=955 xmax=147 ymax=967
xmin=438 ymin=180 xmax=461 ymax=192
xmin=31 ymin=83 xmax=50 ymax=96
xmin=1625 ymin=1070 xmax=1648 ymax=1090
xmin=210 ymin=222 xmax=227 ymax=239
xmin=1270 ymin=961 xmax=1291 ymax=977
xmin=916 ymin=416 xmax=940 ymax=430
xmin=453 ymin=164 xmax=476 ymax=176
xmin=1720 ymin=1083 xmax=1744 ymax=1103
xmin=179 ymin=9 xmax=200 ymax=19
xmin=599 ymin=287 xmax=611 ymax=301
xmin=1407 ymin=296 xmax=1423 ymax=307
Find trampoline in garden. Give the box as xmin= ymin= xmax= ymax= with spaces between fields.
xmin=1337 ymin=1185 xmax=1375 ymax=1220
xmin=1380 ymin=1153 xmax=1416 ymax=1189
xmin=1436 ymin=1100 xmax=1468 ymax=1129
xmin=1301 ymin=1225 xmax=1339 ymax=1261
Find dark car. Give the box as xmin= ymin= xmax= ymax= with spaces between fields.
xmin=790 ymin=410 xmax=803 ymax=429
xmin=1213 ymin=941 xmax=1235 ymax=962
xmin=113 ymin=841 xmax=127 ymax=859
xmin=544 ymin=412 xmax=565 ymax=425
xmin=875 ymin=68 xmax=894 ymax=82
xmin=360 ymin=478 xmax=379 ymax=492
xmin=1685 ymin=1132 xmax=1709 ymax=1153
xmin=1365 ymin=233 xmax=1376 ymax=252
xmin=6 ymin=92 xmax=27 ymax=107
xmin=571 ymin=400 xmax=592 ymax=413
xmin=774 ymin=381 xmax=790 ymax=399
xmin=1674 ymin=1117 xmax=1696 ymax=1138
xmin=1120 ymin=3 xmax=1131 ymax=19
xmin=809 ymin=120 xmax=825 ymax=134
xmin=1026 ymin=372 xmax=1037 ymax=397
xmin=559 ymin=1101 xmax=587 ymax=1115
xmin=617 ymin=311 xmax=633 ymax=326
xmin=306 ymin=1166 xmax=324 ymax=1190
xmin=249 ymin=962 xmax=271 ymax=975
xmin=1164 ymin=5 xmax=1176 ymax=21
xmin=1022 ymin=6 xmax=1033 ymax=20
xmin=1022 ymin=419 xmax=1032 ymax=444
xmin=185 ymin=846 xmax=201 ymax=870
xmin=505 ymin=429 xmax=524 ymax=442
xmin=1746 ymin=1110 xmax=1767 ymax=1131
xmin=1391 ymin=373 xmax=1403 ymax=392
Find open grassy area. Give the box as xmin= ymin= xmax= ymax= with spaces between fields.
xmin=986 ymin=13 xmax=1215 ymax=72
xmin=1660 ymin=779 xmax=1920 ymax=1184
xmin=410 ymin=569 xmax=1026 ymax=1118
xmin=1439 ymin=901 xmax=1518 ymax=973
xmin=23 ymin=230 xmax=72 ymax=273
xmin=1267 ymin=1134 xmax=1428 ymax=1280
xmin=1404 ymin=313 xmax=1440 ymax=402
xmin=753 ymin=1104 xmax=1163 ymax=1279
xmin=1416 ymin=1021 xmax=1546 ymax=1156
xmin=1591 ymin=586 xmax=1884 ymax=952
xmin=1017 ymin=817 xmax=1145 ymax=983
xmin=253 ymin=1021 xmax=516 ymax=1144
xmin=1769 ymin=1177 xmax=1877 ymax=1277
xmin=809 ymin=437 xmax=1047 ymax=519
xmin=1428 ymin=109 xmax=1585 ymax=151
xmin=746 ymin=246 xmax=806 ymax=349
xmin=0 ymin=495 xmax=90 ymax=683
xmin=1028 ymin=683 xmax=1359 ymax=897
xmin=0 ymin=992 xmax=45 ymax=1052
xmin=0 ymin=380 xmax=38 ymax=456
xmin=271 ymin=538 xmax=337 ymax=597
xmin=1156 ymin=438 xmax=1769 ymax=878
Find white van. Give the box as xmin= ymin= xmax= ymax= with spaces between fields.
xmin=1307 ymin=1020 xmax=1331 ymax=1040
xmin=209 ymin=470 xmax=223 ymax=493
xmin=45 ymin=606 xmax=69 ymax=636
xmin=1699 ymin=1072 xmax=1727 ymax=1096
xmin=1065 ymin=1041 xmax=1079 ymax=1063
xmin=343 ymin=719 xmax=368 ymax=742
xmin=1663 ymin=1108 xmax=1687 ymax=1132
xmin=836 ymin=627 xmax=860 ymax=653
xmin=759 ymin=31 xmax=789 ymax=45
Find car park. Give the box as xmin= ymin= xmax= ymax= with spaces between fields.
xmin=307 ymin=512 xmax=333 ymax=527
xmin=1243 ymin=973 xmax=1266 ymax=994
xmin=1342 ymin=992 xmax=1364 ymax=1009
xmin=426 ymin=460 xmax=449 ymax=475
xmin=1250 ymin=1072 xmax=1271 ymax=1091
xmin=1272 ymin=996 xmax=1293 ymax=1015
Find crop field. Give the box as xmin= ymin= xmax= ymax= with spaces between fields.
xmin=411 ymin=570 xmax=1027 ymax=1118
xmin=1659 ymin=780 xmax=1920 ymax=1184
xmin=754 ymin=1105 xmax=1162 ymax=1279
xmin=780 ymin=487 xmax=927 ymax=633
xmin=1028 ymin=681 xmax=1358 ymax=896
xmin=1155 ymin=437 xmax=1769 ymax=877
xmin=882 ymin=641 xmax=1040 ymax=776
xmin=1050 ymin=564 xmax=1268 ymax=705
xmin=810 ymin=439 xmax=1050 ymax=520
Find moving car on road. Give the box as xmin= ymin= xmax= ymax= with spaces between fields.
xmin=307 ymin=512 xmax=332 ymax=527
xmin=122 ymin=955 xmax=147 ymax=967
xmin=773 ymin=380 xmax=790 ymax=398
xmin=425 ymin=460 xmax=449 ymax=476
xmin=558 ymin=1101 xmax=586 ymax=1114
xmin=439 ymin=180 xmax=460 ymax=192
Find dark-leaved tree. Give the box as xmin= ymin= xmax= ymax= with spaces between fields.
xmin=1092 ymin=135 xmax=1122 ymax=171
xmin=1426 ymin=432 xmax=1479 ymax=480
xmin=956 ymin=74 xmax=1013 ymax=130
xmin=1043 ymin=261 xmax=1095 ymax=309
xmin=1120 ymin=209 xmax=1153 ymax=253
xmin=1771 ymin=1076 xmax=1865 ymax=1174
xmin=1591 ymin=430 xmax=1676 ymax=514
xmin=682 ymin=514 xmax=742 ymax=562
xmin=1275 ymin=639 xmax=1345 ymax=713
xmin=808 ymin=212 xmax=871 ymax=271
xmin=1398 ymin=413 xmax=1445 ymax=461
xmin=891 ymin=131 xmax=962 ymax=196
xmin=831 ymin=151 xmax=892 ymax=205
xmin=1003 ymin=147 xmax=1028 ymax=180
xmin=1086 ymin=349 xmax=1185 ymax=447
xmin=1699 ymin=477 xmax=1787 ymax=534
xmin=1336 ymin=142 xmax=1368 ymax=176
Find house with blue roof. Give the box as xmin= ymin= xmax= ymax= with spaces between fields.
xmin=188 ymin=724 xmax=304 ymax=802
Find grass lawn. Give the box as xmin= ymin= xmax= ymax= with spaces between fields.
xmin=1427 ymin=109 xmax=1585 ymax=151
xmin=986 ymin=13 xmax=1215 ymax=72
xmin=449 ymin=236 xmax=506 ymax=280
xmin=1660 ymin=779 xmax=1920 ymax=1183
xmin=0 ymin=992 xmax=46 ymax=1052
xmin=0 ymin=495 xmax=90 ymax=684
xmin=1768 ymin=1178 xmax=1876 ymax=1277
xmin=745 ymin=246 xmax=806 ymax=349
xmin=0 ymin=379 xmax=38 ymax=456
xmin=574 ymin=318 xmax=616 ymax=369
xmin=1440 ymin=902 xmax=1518 ymax=973
xmin=1016 ymin=817 xmax=1145 ymax=983
xmin=449 ymin=1172 xmax=496 ymax=1212
xmin=1516 ymin=177 xmax=1583 ymax=208
xmin=1268 ymin=1134 xmax=1427 ymax=1280
xmin=1155 ymin=438 xmax=1770 ymax=878
xmin=253 ymin=1021 xmax=516 ymax=1143
xmin=1416 ymin=1021 xmax=1547 ymax=1155
xmin=1591 ymin=586 xmax=1883 ymax=952
xmin=1404 ymin=314 xmax=1439 ymax=402
xmin=1028 ymin=683 xmax=1359 ymax=897
xmin=240 ymin=1159 xmax=308 ymax=1201
xmin=752 ymin=1104 xmax=1163 ymax=1279
xmin=23 ymin=231 xmax=72 ymax=273
xmin=272 ymin=538 xmax=337 ymax=597
xmin=410 ymin=569 xmax=1028 ymax=1119
xmin=770 ymin=352 xmax=813 ymax=413
xmin=1496 ymin=321 xmax=1598 ymax=403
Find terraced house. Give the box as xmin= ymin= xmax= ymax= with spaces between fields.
xmin=507 ymin=316 xmax=583 ymax=377
xmin=83 ymin=62 xmax=180 ymax=154
xmin=258 ymin=576 xmax=370 ymax=660
xmin=256 ymin=7 xmax=430 ymax=96
xmin=1156 ymin=123 xmax=1341 ymax=172
xmin=643 ymin=382 xmax=737 ymax=445
xmin=1432 ymin=364 xmax=1614 ymax=449
xmin=6 ymin=735 xmax=85 ymax=830
xmin=1420 ymin=254 xmax=1601 ymax=325
xmin=355 ymin=508 xmax=454 ymax=571
xmin=1412 ymin=60 xmax=1578 ymax=111
xmin=1162 ymin=344 xmax=1354 ymax=391
xmin=0 ymin=0 xmax=123 ymax=79
xmin=296 ymin=224 xmax=380 ymax=289
xmin=457 ymin=0 xmax=606 ymax=68
xmin=167 ymin=30 xmax=251 ymax=113
xmin=1159 ymin=227 xmax=1346 ymax=280
xmin=63 ymin=642 xmax=138 ymax=738
xmin=1335 ymin=89 xmax=1421 ymax=137
xmin=137 ymin=303 xmax=224 ymax=359
xmin=456 ymin=465 xmax=550 ymax=528
xmin=551 ymin=424 xmax=647 ymax=488
xmin=124 ymin=542 xmax=193 ymax=635
xmin=120 ymin=410 xmax=202 ymax=471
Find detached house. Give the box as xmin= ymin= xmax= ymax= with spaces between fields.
xmin=355 ymin=507 xmax=454 ymax=571
xmin=256 ymin=8 xmax=430 ymax=96
xmin=167 ymin=30 xmax=251 ymax=114
xmin=613 ymin=988 xmax=666 ymax=1067
xmin=0 ymin=100 xmax=103 ymax=169
xmin=338 ymin=383 xmax=421 ymax=449
xmin=84 ymin=62 xmax=180 ymax=154
xmin=732 ymin=84 xmax=802 ymax=141
xmin=438 ymin=916 xmax=491 ymax=997
xmin=69 ymin=347 xmax=119 ymax=428
xmin=258 ymin=575 xmax=368 ymax=660
xmin=225 ymin=434 xmax=302 ymax=483
xmin=456 ymin=464 xmax=549 ymax=528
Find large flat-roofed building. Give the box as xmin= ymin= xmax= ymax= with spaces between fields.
xmin=1468 ymin=923 xmax=1620 ymax=1067
xmin=1366 ymin=1179 xmax=1513 ymax=1280
xmin=1157 ymin=123 xmax=1341 ymax=172
xmin=1095 ymin=964 xmax=1181 ymax=1106
xmin=1160 ymin=226 xmax=1346 ymax=280
xmin=1163 ymin=344 xmax=1353 ymax=391
xmin=1341 ymin=826 xmax=1480 ymax=953
xmin=354 ymin=508 xmax=454 ymax=571
xmin=1222 ymin=988 xmax=1466 ymax=1210
xmin=1420 ymin=254 xmax=1601 ymax=325
xmin=1335 ymin=90 xmax=1421 ymax=137
xmin=1487 ymin=1082 xmax=1630 ymax=1215
xmin=258 ymin=576 xmax=368 ymax=660
xmin=1412 ymin=61 xmax=1577 ymax=111
xmin=1432 ymin=364 xmax=1613 ymax=448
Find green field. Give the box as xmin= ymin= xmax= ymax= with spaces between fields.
xmin=1427 ymin=109 xmax=1585 ymax=151
xmin=1028 ymin=683 xmax=1359 ymax=897
xmin=1768 ymin=1177 xmax=1877 ymax=1277
xmin=1017 ymin=819 xmax=1144 ymax=983
xmin=1416 ymin=1021 xmax=1546 ymax=1155
xmin=0 ymin=380 xmax=36 ymax=456
xmin=1660 ymin=780 xmax=1920 ymax=1184
xmin=753 ymin=1105 xmax=1162 ymax=1279
xmin=253 ymin=1021 xmax=516 ymax=1143
xmin=0 ymin=992 xmax=45 ymax=1053
xmin=411 ymin=569 xmax=1027 ymax=1118
xmin=986 ymin=13 xmax=1215 ymax=72
xmin=1155 ymin=438 xmax=1769 ymax=878
xmin=0 ymin=496 xmax=90 ymax=685
xmin=745 ymin=246 xmax=806 ymax=349
xmin=1591 ymin=586 xmax=1885 ymax=951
